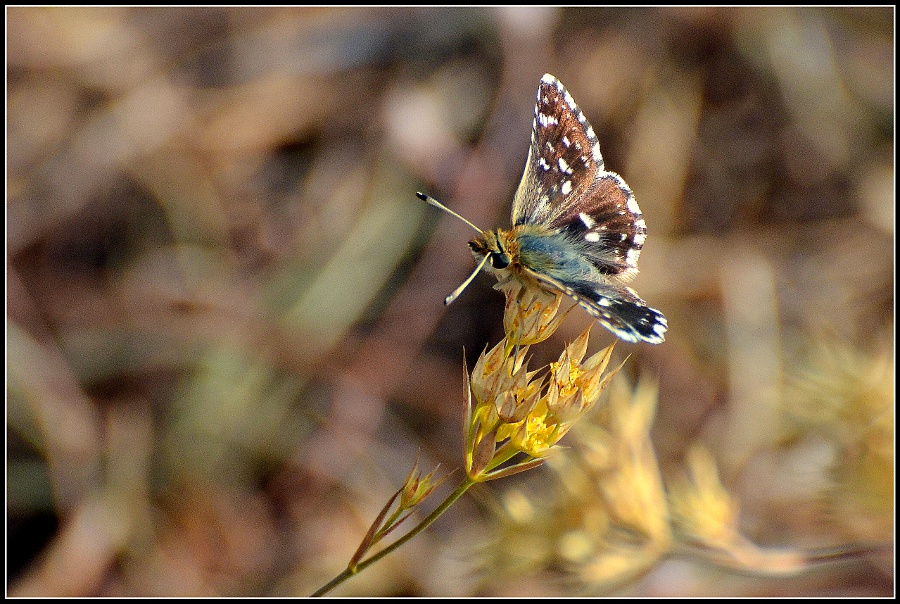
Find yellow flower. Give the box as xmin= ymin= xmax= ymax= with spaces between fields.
xmin=461 ymin=269 xmax=623 ymax=481
xmin=469 ymin=326 xmax=621 ymax=464
xmin=505 ymin=400 xmax=563 ymax=458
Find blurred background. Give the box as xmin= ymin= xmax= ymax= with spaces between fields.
xmin=7 ymin=6 xmax=893 ymax=597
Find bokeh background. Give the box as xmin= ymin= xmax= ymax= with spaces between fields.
xmin=7 ymin=6 xmax=893 ymax=597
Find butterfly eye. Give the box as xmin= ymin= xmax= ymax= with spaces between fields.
xmin=490 ymin=252 xmax=510 ymax=269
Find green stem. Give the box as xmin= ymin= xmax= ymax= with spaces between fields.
xmin=485 ymin=440 xmax=521 ymax=471
xmin=310 ymin=477 xmax=476 ymax=597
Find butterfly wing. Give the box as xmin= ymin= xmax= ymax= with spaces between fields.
xmin=529 ymin=269 xmax=667 ymax=344
xmin=511 ymin=74 xmax=666 ymax=343
xmin=511 ymin=74 xmax=647 ymax=281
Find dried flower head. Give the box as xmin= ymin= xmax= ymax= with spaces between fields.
xmin=476 ymin=375 xmax=672 ymax=591
xmin=495 ymin=277 xmax=571 ymax=347
xmin=348 ymin=458 xmax=448 ymax=569
xmin=464 ymin=323 xmax=621 ymax=481
xmin=668 ymin=444 xmax=741 ymax=550
xmin=504 ymin=336 xmax=619 ymax=458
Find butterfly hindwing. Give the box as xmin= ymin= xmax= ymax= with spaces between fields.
xmin=523 ymin=267 xmax=667 ymax=344
xmin=551 ymin=172 xmax=647 ymax=280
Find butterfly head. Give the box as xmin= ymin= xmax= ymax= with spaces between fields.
xmin=415 ymin=191 xmax=517 ymax=305
xmin=469 ymin=229 xmax=515 ymax=271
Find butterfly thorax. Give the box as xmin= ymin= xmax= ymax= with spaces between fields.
xmin=470 ymin=225 xmax=600 ymax=283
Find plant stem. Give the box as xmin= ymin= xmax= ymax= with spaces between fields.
xmin=310 ymin=477 xmax=476 ymax=597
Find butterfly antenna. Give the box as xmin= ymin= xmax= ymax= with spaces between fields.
xmin=444 ymin=253 xmax=491 ymax=305
xmin=416 ymin=192 xmax=483 ymax=234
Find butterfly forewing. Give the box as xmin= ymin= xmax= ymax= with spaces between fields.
xmin=571 ymin=280 xmax=667 ymax=345
xmin=512 ymin=74 xmax=605 ymax=229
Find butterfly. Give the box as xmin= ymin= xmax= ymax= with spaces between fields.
xmin=418 ymin=74 xmax=667 ymax=344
